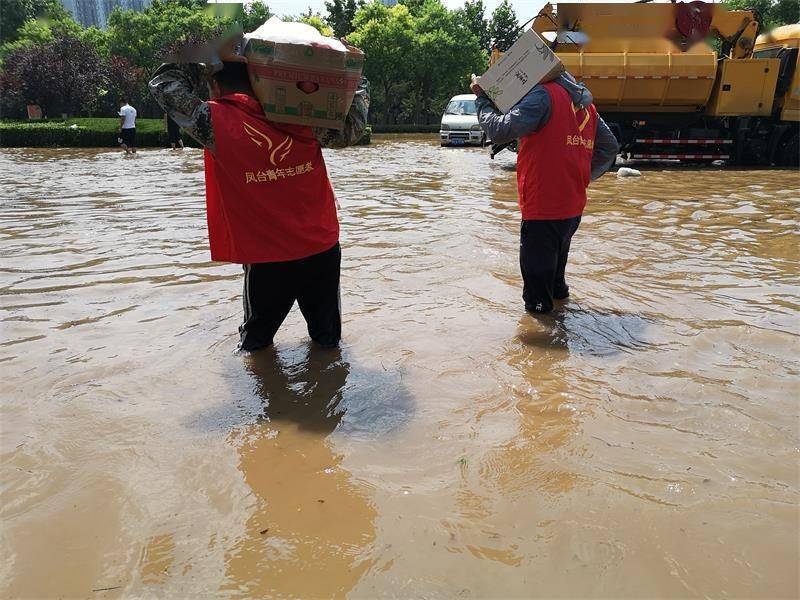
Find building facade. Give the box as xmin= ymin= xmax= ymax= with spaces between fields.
xmin=59 ymin=0 xmax=152 ymax=29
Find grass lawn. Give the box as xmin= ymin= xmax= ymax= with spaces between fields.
xmin=0 ymin=117 xmax=372 ymax=147
xmin=67 ymin=117 xmax=165 ymax=133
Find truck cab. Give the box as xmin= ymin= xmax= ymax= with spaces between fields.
xmin=753 ymin=24 xmax=800 ymax=164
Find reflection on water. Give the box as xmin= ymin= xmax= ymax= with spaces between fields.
xmin=223 ymin=346 xmax=376 ymax=598
xmin=1 ymin=138 xmax=798 ymax=598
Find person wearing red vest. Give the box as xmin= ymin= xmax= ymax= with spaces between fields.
xmin=149 ymin=37 xmax=369 ymax=352
xmin=472 ymin=71 xmax=619 ymax=314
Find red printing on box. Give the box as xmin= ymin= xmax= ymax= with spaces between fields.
xmin=250 ymin=64 xmax=360 ymax=91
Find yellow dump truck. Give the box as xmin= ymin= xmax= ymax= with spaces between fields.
xmin=493 ymin=2 xmax=799 ymax=165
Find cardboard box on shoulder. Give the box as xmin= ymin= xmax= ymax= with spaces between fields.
xmin=479 ymin=29 xmax=564 ymax=113
xmin=245 ymin=19 xmax=364 ymax=130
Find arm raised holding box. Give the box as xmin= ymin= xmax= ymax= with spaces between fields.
xmin=473 ymin=82 xmax=552 ymax=146
xmin=149 ymin=62 xmax=218 ymax=151
xmin=471 ymin=71 xmax=593 ymax=145
xmin=148 ymin=34 xmax=246 ymax=153
xmin=472 ymin=71 xmax=617 ymax=178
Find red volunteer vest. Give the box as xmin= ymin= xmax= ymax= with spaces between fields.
xmin=204 ymin=93 xmax=339 ymax=264
xmin=517 ymin=82 xmax=599 ymax=220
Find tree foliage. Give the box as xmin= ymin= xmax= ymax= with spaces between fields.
xmin=723 ymin=0 xmax=799 ymax=29
xmin=399 ymin=0 xmax=428 ymax=17
xmin=241 ymin=1 xmax=273 ymax=33
xmin=1 ymin=36 xmax=106 ymax=116
xmin=489 ymin=0 xmax=518 ymax=52
xmin=107 ymin=0 xmax=224 ymax=72
xmin=0 ymin=0 xmax=70 ymax=44
xmin=325 ymin=0 xmax=364 ymax=38
xmin=350 ymin=3 xmax=413 ymax=123
xmin=459 ymin=0 xmax=490 ymax=52
xmin=0 ymin=0 xmax=492 ymax=123
xmin=350 ymin=0 xmax=485 ymax=124
xmin=104 ymin=55 xmax=147 ymax=110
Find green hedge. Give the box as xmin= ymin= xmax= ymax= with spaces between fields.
xmin=370 ymin=124 xmax=440 ymax=134
xmin=0 ymin=119 xmax=378 ymax=148
xmin=0 ymin=118 xmax=202 ymax=148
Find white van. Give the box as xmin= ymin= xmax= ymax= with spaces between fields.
xmin=439 ymin=94 xmax=485 ymax=147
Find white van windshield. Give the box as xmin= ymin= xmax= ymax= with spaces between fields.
xmin=445 ymin=100 xmax=477 ymax=116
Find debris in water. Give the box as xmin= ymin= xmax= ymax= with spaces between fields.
xmin=92 ymin=586 xmax=122 ymax=592
xmin=260 ymin=528 xmax=269 ymax=535
xmin=617 ymin=167 xmax=642 ymax=177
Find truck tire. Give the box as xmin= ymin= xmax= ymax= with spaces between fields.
xmin=779 ymin=132 xmax=799 ymax=167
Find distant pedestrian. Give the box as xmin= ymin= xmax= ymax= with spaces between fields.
xmin=164 ymin=113 xmax=184 ymax=149
xmin=118 ymin=99 xmax=137 ymax=154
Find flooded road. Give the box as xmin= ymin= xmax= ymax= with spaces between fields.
xmin=1 ymin=136 xmax=798 ymax=598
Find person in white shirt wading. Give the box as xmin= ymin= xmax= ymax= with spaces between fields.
xmin=118 ymin=99 xmax=137 ymax=154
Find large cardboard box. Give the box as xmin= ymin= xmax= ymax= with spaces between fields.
xmin=479 ymin=29 xmax=563 ymax=113
xmin=245 ymin=27 xmax=364 ymax=130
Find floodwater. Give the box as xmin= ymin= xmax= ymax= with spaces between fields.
xmin=1 ymin=136 xmax=798 ymax=599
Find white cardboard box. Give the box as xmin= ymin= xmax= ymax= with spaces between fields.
xmin=480 ymin=29 xmax=563 ymax=113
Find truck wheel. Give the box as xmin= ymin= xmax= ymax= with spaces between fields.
xmin=779 ymin=132 xmax=799 ymax=167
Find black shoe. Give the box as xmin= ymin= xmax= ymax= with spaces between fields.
xmin=553 ymin=287 xmax=569 ymax=300
xmin=525 ymin=303 xmax=552 ymax=315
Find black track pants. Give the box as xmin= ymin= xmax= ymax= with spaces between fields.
xmin=238 ymin=243 xmax=341 ymax=352
xmin=519 ymin=216 xmax=581 ymax=314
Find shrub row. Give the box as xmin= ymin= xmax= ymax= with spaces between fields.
xmin=0 ymin=119 xmax=375 ymax=148
xmin=370 ymin=124 xmax=440 ymax=134
xmin=0 ymin=119 xmax=196 ymax=148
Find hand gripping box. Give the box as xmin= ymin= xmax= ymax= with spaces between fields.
xmin=245 ymin=19 xmax=364 ymax=130
xmin=480 ymin=29 xmax=564 ymax=113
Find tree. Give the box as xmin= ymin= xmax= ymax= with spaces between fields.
xmin=0 ymin=10 xmax=84 ymax=63
xmin=241 ymin=1 xmax=273 ymax=32
xmin=407 ymin=0 xmax=484 ymax=123
xmin=102 ymin=55 xmax=147 ymax=113
xmin=399 ymin=0 xmax=427 ymax=17
xmin=723 ymin=0 xmax=799 ymax=29
xmin=489 ymin=0 xmax=518 ymax=52
xmin=107 ymin=0 xmax=224 ymax=72
xmin=459 ymin=0 xmax=490 ymax=52
xmin=325 ymin=0 xmax=363 ymax=38
xmin=81 ymin=26 xmax=111 ymax=60
xmin=349 ymin=2 xmax=415 ymax=123
xmin=0 ymin=0 xmax=70 ymax=44
xmin=771 ymin=0 xmax=799 ymax=25
xmin=0 ymin=35 xmax=106 ymax=116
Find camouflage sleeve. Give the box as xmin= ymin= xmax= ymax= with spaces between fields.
xmin=149 ymin=62 xmax=220 ymax=151
xmin=314 ymin=77 xmax=370 ymax=149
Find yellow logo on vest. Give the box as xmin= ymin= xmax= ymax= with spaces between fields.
xmin=572 ymin=103 xmax=591 ymax=133
xmin=243 ymin=122 xmax=293 ymax=167
xmin=567 ymin=104 xmax=593 ymax=149
xmin=566 ymin=134 xmax=594 ymax=150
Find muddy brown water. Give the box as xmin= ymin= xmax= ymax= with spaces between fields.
xmin=1 ymin=135 xmax=798 ymax=599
